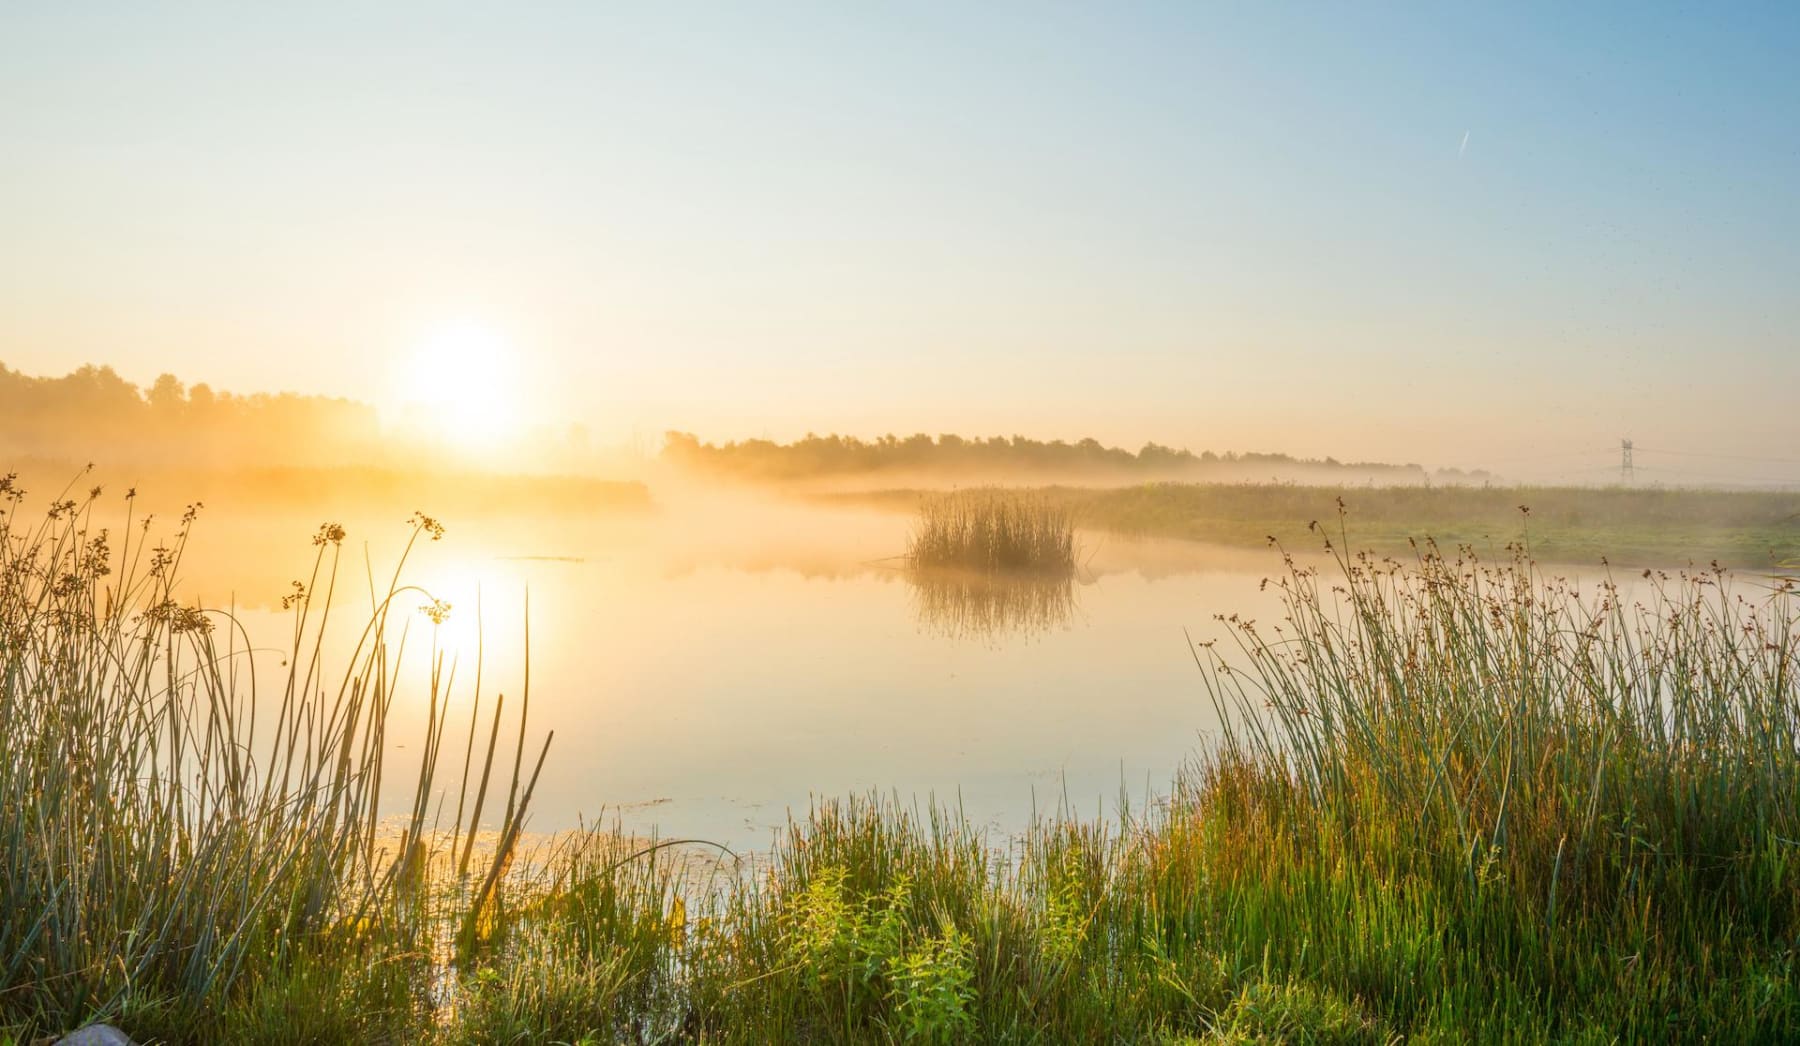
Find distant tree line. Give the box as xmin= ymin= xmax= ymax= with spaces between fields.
xmin=0 ymin=363 xmax=1493 ymax=486
xmin=660 ymin=431 xmax=1488 ymax=484
xmin=0 ymin=364 xmax=381 ymax=468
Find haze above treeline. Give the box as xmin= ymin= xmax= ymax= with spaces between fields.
xmin=2 ymin=362 xmax=1505 ymax=488
xmin=6 ymin=7 xmax=1798 ymax=491
xmin=6 ymin=361 xmax=1798 ymax=578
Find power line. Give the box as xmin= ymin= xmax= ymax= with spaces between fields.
xmin=1634 ymin=446 xmax=1800 ymax=467
xmin=1634 ymin=464 xmax=1800 ymax=488
xmin=1478 ymin=445 xmax=1800 ymax=487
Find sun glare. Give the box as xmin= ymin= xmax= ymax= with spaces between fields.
xmin=397 ymin=321 xmax=523 ymax=453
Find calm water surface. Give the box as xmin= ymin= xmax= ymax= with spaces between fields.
xmin=181 ymin=495 xmax=1308 ymax=850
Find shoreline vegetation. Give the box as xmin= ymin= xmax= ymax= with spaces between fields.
xmin=4 ymin=481 xmax=1800 ymax=1042
xmin=834 ymin=483 xmax=1800 ymax=570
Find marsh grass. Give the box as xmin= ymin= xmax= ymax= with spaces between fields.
xmin=0 ymin=470 xmax=554 ymax=1041
xmin=846 ymin=481 xmax=1800 ymax=568
xmin=1178 ymin=521 xmax=1800 ymax=1038
xmin=475 ymin=518 xmax=1800 ymax=1041
xmin=907 ymin=489 xmax=1075 ymax=575
xmin=6 ymin=475 xmax=1800 ymax=1042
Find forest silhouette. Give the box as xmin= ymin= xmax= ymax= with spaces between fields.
xmin=662 ymin=431 xmax=1495 ymax=486
xmin=2 ymin=362 xmax=1499 ymax=489
xmin=1 ymin=363 xmax=379 ymax=469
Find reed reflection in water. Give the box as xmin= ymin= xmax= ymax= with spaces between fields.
xmin=907 ymin=566 xmax=1078 ymax=641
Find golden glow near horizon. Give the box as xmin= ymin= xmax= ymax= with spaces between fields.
xmin=3 ymin=8 xmax=1797 ymax=483
xmin=394 ymin=321 xmax=523 ymax=454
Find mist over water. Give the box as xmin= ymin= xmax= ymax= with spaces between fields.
xmin=143 ymin=482 xmax=1297 ymax=850
xmin=133 ymin=474 xmax=1718 ymax=854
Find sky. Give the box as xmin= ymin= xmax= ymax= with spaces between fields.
xmin=2 ymin=2 xmax=1798 ymax=483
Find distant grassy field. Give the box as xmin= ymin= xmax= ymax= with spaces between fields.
xmin=832 ymin=483 xmax=1800 ymax=568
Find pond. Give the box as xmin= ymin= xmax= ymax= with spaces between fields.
xmin=169 ymin=489 xmax=1364 ymax=851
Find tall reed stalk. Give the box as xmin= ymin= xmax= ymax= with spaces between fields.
xmin=1182 ymin=521 xmax=1800 ymax=1034
xmin=0 ymin=472 xmax=548 ymax=1038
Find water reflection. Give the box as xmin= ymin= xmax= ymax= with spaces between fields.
xmin=76 ymin=487 xmax=1305 ymax=848
xmin=908 ymin=567 xmax=1078 ymax=641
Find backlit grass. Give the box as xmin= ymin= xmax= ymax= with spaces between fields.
xmin=0 ymin=471 xmax=552 ymax=1042
xmin=907 ymin=489 xmax=1076 ymax=575
xmin=5 ymin=476 xmax=1798 ymax=1042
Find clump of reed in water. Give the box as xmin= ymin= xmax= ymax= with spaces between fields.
xmin=907 ymin=489 xmax=1075 ymax=574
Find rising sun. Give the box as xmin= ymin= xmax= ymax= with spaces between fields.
xmin=396 ymin=321 xmax=523 ymax=453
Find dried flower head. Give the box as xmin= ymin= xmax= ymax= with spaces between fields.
xmin=408 ymin=511 xmax=446 ymax=541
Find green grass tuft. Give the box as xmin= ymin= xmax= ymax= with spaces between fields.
xmin=907 ymin=489 xmax=1076 ymax=574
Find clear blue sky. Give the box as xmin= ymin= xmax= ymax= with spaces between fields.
xmin=2 ymin=2 xmax=1796 ymax=481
